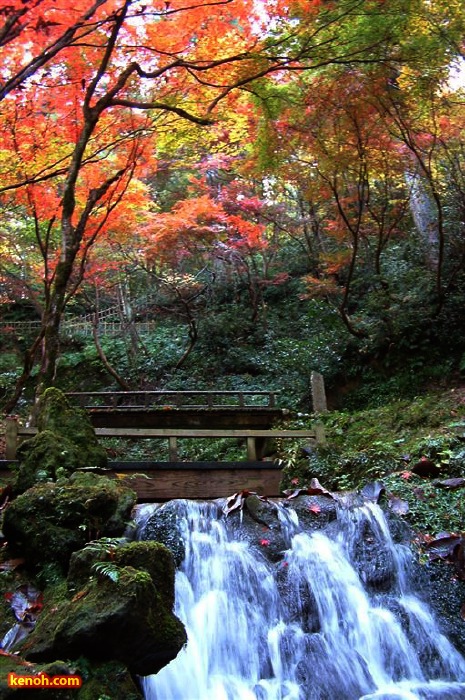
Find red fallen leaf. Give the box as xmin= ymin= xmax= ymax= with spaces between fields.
xmin=400 ymin=471 xmax=413 ymax=480
xmin=259 ymin=539 xmax=270 ymax=546
xmin=308 ymin=503 xmax=321 ymax=514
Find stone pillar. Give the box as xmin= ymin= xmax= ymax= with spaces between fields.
xmin=4 ymin=416 xmax=18 ymax=460
xmin=311 ymin=371 xmax=328 ymax=414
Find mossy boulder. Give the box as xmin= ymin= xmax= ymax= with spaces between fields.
xmin=2 ymin=473 xmax=136 ymax=576
xmin=21 ymin=561 xmax=187 ymax=676
xmin=67 ymin=540 xmax=176 ymax=610
xmin=14 ymin=388 xmax=107 ymax=493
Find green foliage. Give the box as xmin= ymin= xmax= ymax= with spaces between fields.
xmin=92 ymin=561 xmax=121 ymax=583
xmin=381 ymin=472 xmax=465 ymax=535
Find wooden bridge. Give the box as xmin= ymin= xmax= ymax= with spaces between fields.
xmin=1 ymin=390 xmax=325 ymax=501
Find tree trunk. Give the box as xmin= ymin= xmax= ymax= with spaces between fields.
xmin=405 ymin=170 xmax=440 ymax=270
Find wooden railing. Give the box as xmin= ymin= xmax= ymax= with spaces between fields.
xmin=65 ymin=390 xmax=280 ymax=409
xmin=2 ymin=418 xmax=324 ymax=461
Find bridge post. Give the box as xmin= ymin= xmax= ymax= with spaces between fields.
xmin=168 ymin=436 xmax=178 ymax=461
xmin=246 ymin=437 xmax=257 ymax=461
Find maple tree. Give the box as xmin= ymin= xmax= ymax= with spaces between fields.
xmin=0 ymin=0 xmax=464 ymax=407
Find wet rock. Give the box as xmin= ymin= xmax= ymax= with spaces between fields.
xmin=2 ymin=473 xmax=136 ymax=575
xmin=349 ymin=519 xmax=397 ymax=592
xmin=224 ymin=497 xmax=288 ymax=563
xmin=22 ymin=561 xmax=187 ymax=677
xmin=283 ymin=495 xmax=338 ymax=531
xmin=276 ymin=564 xmax=320 ymax=633
xmin=421 ymin=561 xmax=465 ymax=657
xmin=140 ymin=501 xmax=186 ymax=566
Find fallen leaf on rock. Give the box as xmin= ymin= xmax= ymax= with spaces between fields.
xmin=71 ymin=589 xmax=89 ymax=603
xmin=307 ymin=478 xmax=334 ymax=497
xmin=425 ymin=532 xmax=461 ymax=560
xmin=308 ymin=503 xmax=321 ymax=514
xmin=425 ymin=533 xmax=465 ymax=581
xmin=223 ymin=490 xmax=267 ymax=516
xmin=284 ymin=478 xmax=334 ymax=500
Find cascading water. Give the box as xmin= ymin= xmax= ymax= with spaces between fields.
xmin=138 ymin=499 xmax=465 ymax=700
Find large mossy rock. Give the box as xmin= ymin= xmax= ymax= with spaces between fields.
xmin=21 ymin=545 xmax=187 ymax=677
xmin=14 ymin=388 xmax=107 ymax=493
xmin=2 ymin=473 xmax=136 ymax=575
xmin=67 ymin=540 xmax=176 ymax=610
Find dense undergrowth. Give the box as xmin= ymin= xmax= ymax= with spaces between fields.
xmin=277 ymin=386 xmax=465 ymax=535
xmin=2 ymin=276 xmax=465 ymax=538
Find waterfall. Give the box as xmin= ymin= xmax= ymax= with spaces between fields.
xmin=139 ymin=499 xmax=465 ymax=700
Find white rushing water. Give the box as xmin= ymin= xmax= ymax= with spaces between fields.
xmin=140 ymin=500 xmax=465 ymax=700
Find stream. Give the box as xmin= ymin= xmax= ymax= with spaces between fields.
xmin=138 ymin=499 xmax=465 ymax=700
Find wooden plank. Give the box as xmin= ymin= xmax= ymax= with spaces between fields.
xmin=0 ymin=460 xmax=281 ymax=471
xmin=107 ymin=461 xmax=280 ymax=471
xmin=93 ymin=428 xmax=316 ymax=438
xmin=12 ymin=427 xmax=308 ymax=438
xmin=66 ymin=390 xmax=278 ymax=408
xmin=0 ymin=460 xmax=283 ymax=499
xmin=113 ymin=468 xmax=283 ymax=500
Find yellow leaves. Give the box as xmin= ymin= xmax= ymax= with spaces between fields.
xmin=301 ymin=275 xmax=339 ymax=299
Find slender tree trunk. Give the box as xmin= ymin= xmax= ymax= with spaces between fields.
xmin=405 ymin=170 xmax=440 ymax=270
xmin=92 ymin=316 xmax=133 ymax=391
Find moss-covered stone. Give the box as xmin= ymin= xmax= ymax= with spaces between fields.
xmin=67 ymin=541 xmax=176 ymax=611
xmin=2 ymin=473 xmax=136 ymax=576
xmin=14 ymin=388 xmax=107 ymax=493
xmin=74 ymin=660 xmax=142 ymax=700
xmin=21 ymin=564 xmax=187 ymax=676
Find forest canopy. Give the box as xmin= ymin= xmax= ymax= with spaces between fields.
xmin=0 ymin=0 xmax=464 ymax=409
